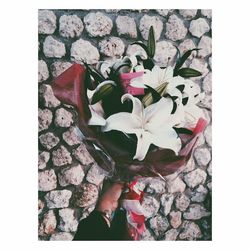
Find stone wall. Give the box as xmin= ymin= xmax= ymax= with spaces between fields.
xmin=38 ymin=9 xmax=212 ymax=241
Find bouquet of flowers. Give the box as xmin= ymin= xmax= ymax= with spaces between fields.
xmin=51 ymin=26 xmax=207 ymax=239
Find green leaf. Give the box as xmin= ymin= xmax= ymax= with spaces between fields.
xmin=113 ymin=63 xmax=131 ymax=75
xmin=142 ymin=82 xmax=167 ymax=107
xmin=147 ymin=26 xmax=156 ymax=58
xmin=91 ymin=68 xmax=105 ymax=82
xmin=174 ymin=48 xmax=201 ymax=76
xmin=131 ymin=42 xmax=149 ymax=56
xmin=174 ymin=45 xmax=181 ymax=60
xmin=177 ymin=68 xmax=202 ymax=78
xmin=144 ymin=85 xmax=161 ymax=103
xmin=84 ymin=63 xmax=105 ymax=84
xmin=143 ymin=58 xmax=154 ymax=70
xmin=91 ymin=80 xmax=116 ymax=104
xmin=173 ymin=127 xmax=193 ymax=135
xmin=176 ymin=84 xmax=185 ymax=93
xmin=182 ymin=97 xmax=189 ymax=105
xmin=84 ymin=70 xmax=96 ymax=90
xmin=171 ymin=102 xmax=177 ymax=114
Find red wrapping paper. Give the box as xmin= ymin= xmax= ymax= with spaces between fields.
xmin=51 ymin=63 xmax=207 ymax=180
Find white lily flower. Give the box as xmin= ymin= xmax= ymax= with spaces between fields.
xmin=98 ymin=54 xmax=143 ymax=77
xmin=130 ymin=65 xmax=186 ymax=102
xmin=180 ymin=80 xmax=205 ymax=127
xmin=87 ymin=89 xmax=106 ymax=126
xmin=130 ymin=65 xmax=206 ymax=127
xmin=102 ymin=94 xmax=182 ymax=161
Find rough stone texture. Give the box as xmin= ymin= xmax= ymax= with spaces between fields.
xmin=58 ymin=164 xmax=85 ymax=187
xmin=58 ymin=208 xmax=78 ymax=232
xmin=189 ymin=18 xmax=210 ymax=38
xmin=81 ymin=205 xmax=95 ymax=220
xmin=39 ymin=210 xmax=57 ymax=236
xmin=207 ymin=181 xmax=212 ymax=191
xmin=116 ymin=16 xmax=137 ymax=38
xmin=178 ymin=39 xmax=196 ymax=56
xmin=145 ymin=178 xmax=166 ymax=194
xmin=190 ymin=185 xmax=208 ymax=203
xmin=183 ymin=204 xmax=210 ymax=220
xmin=84 ymin=12 xmax=113 ymax=37
xmin=86 ymin=163 xmax=106 ymax=186
xmin=54 ymin=108 xmax=73 ymax=128
xmin=163 ymin=229 xmax=179 ymax=240
xmin=201 ymin=9 xmax=212 ymax=19
xmin=166 ymin=177 xmax=186 ymax=193
xmin=38 ymin=10 xmax=57 ymax=34
xmin=179 ymin=221 xmax=202 ymax=240
xmin=165 ymin=14 xmax=187 ymax=41
xmin=179 ymin=9 xmax=197 ymax=19
xmin=194 ymin=147 xmax=211 ymax=166
xmin=50 ymin=232 xmax=74 ymax=241
xmin=198 ymin=36 xmax=212 ymax=58
xmin=196 ymin=133 xmax=206 ymax=147
xmin=149 ymin=214 xmax=169 ymax=237
xmin=208 ymin=56 xmax=212 ymax=69
xmin=189 ymin=58 xmax=209 ymax=79
xmin=154 ymin=41 xmax=177 ymax=66
xmin=38 ymin=9 xmax=212 ymax=241
xmin=39 ymin=84 xmax=60 ymax=108
xmin=45 ymin=190 xmax=72 ymax=208
xmin=62 ymin=126 xmax=82 ymax=146
xmin=99 ymin=37 xmax=125 ymax=58
xmin=38 ymin=108 xmax=53 ymax=132
xmin=156 ymin=9 xmax=170 ymax=17
xmin=160 ymin=194 xmax=174 ymax=216
xmin=169 ymin=211 xmax=182 ymax=228
xmin=43 ymin=36 xmax=66 ymax=58
xmin=73 ymin=183 xmax=99 ymax=207
xmin=139 ymin=15 xmax=163 ymax=41
xmin=38 ymin=60 xmax=49 ymax=82
xmin=175 ymin=193 xmax=190 ymax=212
xmin=38 ymin=199 xmax=45 ymax=215
xmin=38 ymin=151 xmax=50 ymax=170
xmin=202 ymin=72 xmax=212 ymax=94
xmin=204 ymin=125 xmax=212 ymax=147
xmin=73 ymin=143 xmax=94 ymax=165
xmin=50 ymin=61 xmax=73 ymax=78
xmin=207 ymin=163 xmax=212 ymax=177
xmin=141 ymin=228 xmax=155 ymax=240
xmin=39 ymin=132 xmax=59 ymax=150
xmin=71 ymin=39 xmax=100 ymax=64
xmin=52 ymin=146 xmax=72 ymax=167
xmin=184 ymin=168 xmax=207 ymax=188
xmin=199 ymin=95 xmax=212 ymax=110
xmin=59 ymin=15 xmax=84 ymax=38
xmin=141 ymin=196 xmax=160 ymax=218
xmin=126 ymin=44 xmax=147 ymax=59
xmin=183 ymin=157 xmax=196 ymax=173
xmin=38 ymin=169 xmax=57 ymax=192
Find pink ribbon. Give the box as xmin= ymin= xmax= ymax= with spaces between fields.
xmin=119 ymin=72 xmax=145 ymax=96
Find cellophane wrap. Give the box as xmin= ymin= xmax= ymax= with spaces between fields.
xmin=51 ymin=63 xmax=207 ymax=181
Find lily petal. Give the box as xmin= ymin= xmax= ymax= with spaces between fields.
xmin=88 ymin=106 xmax=106 ymax=126
xmin=121 ymin=94 xmax=143 ymax=118
xmin=133 ymin=131 xmax=152 ymax=161
xmin=150 ymin=127 xmax=182 ymax=155
xmin=134 ymin=64 xmax=145 ymax=72
xmin=144 ymin=97 xmax=173 ymax=128
xmin=130 ymin=76 xmax=147 ymax=88
xmin=183 ymin=80 xmax=202 ymax=105
xmin=102 ymin=112 xmax=140 ymax=134
xmin=184 ymin=105 xmax=205 ymax=126
xmin=165 ymin=66 xmax=174 ymax=78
